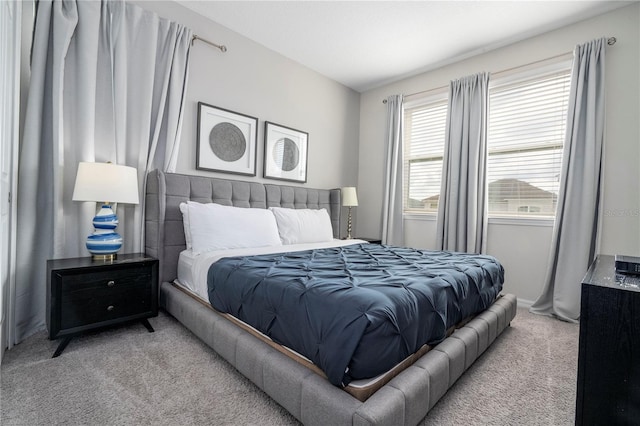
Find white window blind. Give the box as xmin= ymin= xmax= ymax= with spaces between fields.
xmin=402 ymin=60 xmax=571 ymax=218
xmin=403 ymin=96 xmax=447 ymax=212
xmin=487 ymin=66 xmax=571 ymax=217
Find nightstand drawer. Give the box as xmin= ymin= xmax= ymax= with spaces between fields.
xmin=58 ymin=266 xmax=152 ymax=295
xmin=60 ymin=281 xmax=152 ymax=330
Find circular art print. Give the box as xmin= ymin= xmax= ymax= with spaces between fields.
xmin=271 ymin=137 xmax=300 ymax=172
xmin=209 ymin=122 xmax=246 ymax=162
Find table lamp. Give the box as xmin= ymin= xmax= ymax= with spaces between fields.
xmin=341 ymin=187 xmax=358 ymax=239
xmin=72 ymin=162 xmax=139 ymax=260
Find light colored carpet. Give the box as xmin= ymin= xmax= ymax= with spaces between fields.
xmin=1 ymin=307 xmax=578 ymax=425
xmin=421 ymin=307 xmax=579 ymax=426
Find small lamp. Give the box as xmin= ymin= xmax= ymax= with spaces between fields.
xmin=341 ymin=187 xmax=358 ymax=239
xmin=72 ymin=162 xmax=139 ymax=260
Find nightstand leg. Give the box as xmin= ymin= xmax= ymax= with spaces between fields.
xmin=141 ymin=319 xmax=154 ymax=333
xmin=52 ymin=336 xmax=73 ymax=358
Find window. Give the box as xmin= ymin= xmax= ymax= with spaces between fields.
xmin=403 ymin=94 xmax=447 ymax=212
xmin=402 ymin=60 xmax=572 ymax=218
xmin=487 ymin=64 xmax=571 ymax=217
xmin=518 ymin=206 xmax=541 ymax=213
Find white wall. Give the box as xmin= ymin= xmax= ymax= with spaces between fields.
xmin=133 ymin=1 xmax=361 ymax=200
xmin=358 ymin=4 xmax=640 ymax=304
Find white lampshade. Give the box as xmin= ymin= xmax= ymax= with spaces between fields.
xmin=341 ymin=187 xmax=358 ymax=207
xmin=72 ymin=162 xmax=139 ymax=204
xmin=73 ymin=162 xmax=139 ymax=259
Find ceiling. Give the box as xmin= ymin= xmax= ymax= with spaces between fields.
xmin=178 ymin=1 xmax=630 ymax=92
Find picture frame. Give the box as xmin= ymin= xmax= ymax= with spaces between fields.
xmin=197 ymin=102 xmax=258 ymax=176
xmin=263 ymin=121 xmax=309 ymax=183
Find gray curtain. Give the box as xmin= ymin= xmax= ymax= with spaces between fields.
xmin=381 ymin=95 xmax=404 ymax=246
xmin=530 ymin=38 xmax=607 ymax=322
xmin=436 ymin=72 xmax=489 ymax=253
xmin=13 ymin=0 xmax=191 ymax=343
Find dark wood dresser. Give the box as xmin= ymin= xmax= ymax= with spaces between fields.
xmin=576 ymin=254 xmax=640 ymax=425
xmin=46 ymin=253 xmax=158 ymax=357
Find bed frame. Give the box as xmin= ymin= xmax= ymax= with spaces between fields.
xmin=144 ymin=170 xmax=517 ymax=425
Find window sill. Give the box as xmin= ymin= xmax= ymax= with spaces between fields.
xmin=488 ymin=216 xmax=555 ymax=227
xmin=403 ymin=213 xmax=437 ymax=221
xmin=403 ymin=213 xmax=555 ymax=227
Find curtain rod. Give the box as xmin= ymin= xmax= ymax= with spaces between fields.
xmin=382 ymin=36 xmax=617 ymax=104
xmin=192 ymin=34 xmax=227 ymax=53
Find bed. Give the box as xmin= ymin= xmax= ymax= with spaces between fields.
xmin=145 ymin=169 xmax=517 ymax=425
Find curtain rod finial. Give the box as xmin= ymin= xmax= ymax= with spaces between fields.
xmin=192 ymin=34 xmax=227 ymax=53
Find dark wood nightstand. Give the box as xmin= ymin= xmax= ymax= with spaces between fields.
xmin=46 ymin=253 xmax=158 ymax=357
xmin=357 ymin=237 xmax=382 ymax=244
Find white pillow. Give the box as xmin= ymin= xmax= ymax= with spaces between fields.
xmin=180 ymin=201 xmax=282 ymax=254
xmin=269 ymin=207 xmax=334 ymax=245
xmin=179 ymin=202 xmax=193 ymax=250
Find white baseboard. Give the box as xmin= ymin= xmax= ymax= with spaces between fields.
xmin=0 ymin=317 xmax=4 ymax=364
xmin=516 ymin=298 xmax=534 ymax=309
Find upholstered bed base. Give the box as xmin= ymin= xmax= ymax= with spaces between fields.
xmin=145 ymin=170 xmax=518 ymax=425
xmin=161 ymin=281 xmax=516 ymax=425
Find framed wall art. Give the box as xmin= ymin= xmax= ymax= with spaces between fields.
xmin=263 ymin=121 xmax=308 ymax=183
xmin=197 ymin=102 xmax=258 ymax=176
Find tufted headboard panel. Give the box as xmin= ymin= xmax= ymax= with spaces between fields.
xmin=145 ymin=170 xmax=341 ymax=285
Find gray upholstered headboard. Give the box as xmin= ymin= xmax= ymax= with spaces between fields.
xmin=145 ymin=169 xmax=341 ymax=285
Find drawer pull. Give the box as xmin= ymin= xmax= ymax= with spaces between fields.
xmin=107 ymin=280 xmax=115 ymax=287
xmin=107 ymin=305 xmax=115 ymax=312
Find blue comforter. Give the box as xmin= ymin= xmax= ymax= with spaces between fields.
xmin=207 ymin=244 xmax=504 ymax=386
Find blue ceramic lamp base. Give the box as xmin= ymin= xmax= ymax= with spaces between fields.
xmin=86 ymin=204 xmax=123 ymax=260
